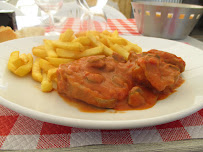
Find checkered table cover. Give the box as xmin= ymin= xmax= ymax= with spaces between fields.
xmin=46 ymin=18 xmax=140 ymax=35
xmin=0 ymin=19 xmax=203 ymax=150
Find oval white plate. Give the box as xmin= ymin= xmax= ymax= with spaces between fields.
xmin=0 ymin=36 xmax=203 ymax=129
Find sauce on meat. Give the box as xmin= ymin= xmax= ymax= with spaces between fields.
xmin=158 ymin=77 xmax=184 ymax=100
xmin=57 ymin=50 xmax=186 ymax=113
xmin=58 ymin=77 xmax=184 ymax=113
xmin=60 ymin=95 xmax=107 ymax=113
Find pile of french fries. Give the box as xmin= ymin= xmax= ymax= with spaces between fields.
xmin=7 ymin=29 xmax=142 ymax=92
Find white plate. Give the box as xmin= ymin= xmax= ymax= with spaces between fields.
xmin=0 ymin=36 xmax=203 ymax=129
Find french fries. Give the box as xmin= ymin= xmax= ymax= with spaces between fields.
xmin=32 ymin=46 xmax=47 ymax=58
xmin=52 ymin=41 xmax=84 ymax=51
xmin=14 ymin=54 xmax=33 ymax=77
xmin=72 ymin=36 xmax=91 ymax=46
xmin=77 ymin=46 xmax=104 ymax=58
xmin=111 ymin=44 xmax=129 ymax=60
xmin=41 ymin=72 xmax=53 ymax=92
xmin=8 ymin=51 xmax=20 ymax=72
xmin=59 ymin=29 xmax=74 ymax=42
xmin=7 ymin=29 xmax=142 ymax=92
xmin=39 ymin=58 xmax=55 ymax=72
xmin=45 ymin=57 xmax=74 ymax=67
xmin=8 ymin=51 xmax=33 ymax=77
xmin=56 ymin=48 xmax=79 ymax=58
xmin=44 ymin=40 xmax=57 ymax=57
xmin=47 ymin=68 xmax=58 ymax=82
xmin=32 ymin=58 xmax=42 ymax=82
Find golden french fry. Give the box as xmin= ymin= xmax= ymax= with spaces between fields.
xmin=106 ymin=38 xmax=114 ymax=47
xmin=99 ymin=37 xmax=108 ymax=46
xmin=99 ymin=34 xmax=113 ymax=47
xmin=127 ymin=43 xmax=142 ymax=54
xmin=8 ymin=51 xmax=33 ymax=77
xmin=41 ymin=72 xmax=53 ymax=92
xmin=88 ymin=31 xmax=100 ymax=37
xmin=19 ymin=53 xmax=29 ymax=63
xmin=70 ymin=35 xmax=75 ymax=41
xmin=75 ymin=31 xmax=87 ymax=37
xmin=45 ymin=57 xmax=74 ymax=67
xmin=37 ymin=45 xmax=45 ymax=49
xmin=14 ymin=54 xmax=33 ymax=77
xmin=102 ymin=30 xmax=112 ymax=36
xmin=56 ymin=48 xmax=79 ymax=58
xmin=9 ymin=51 xmax=19 ymax=61
xmin=32 ymin=47 xmax=47 ymax=58
xmin=39 ymin=58 xmax=55 ymax=72
xmin=77 ymin=46 xmax=104 ymax=58
xmin=121 ymin=44 xmax=140 ymax=54
xmin=112 ymin=30 xmax=119 ymax=37
xmin=88 ymin=33 xmax=107 ymax=47
xmin=47 ymin=68 xmax=58 ymax=82
xmin=72 ymin=36 xmax=91 ymax=46
xmin=103 ymin=45 xmax=113 ymax=56
xmin=119 ymin=37 xmax=142 ymax=53
xmin=11 ymin=53 xmax=28 ymax=72
xmin=108 ymin=37 xmax=127 ymax=45
xmin=12 ymin=58 xmax=24 ymax=68
xmin=87 ymin=33 xmax=113 ymax=56
xmin=44 ymin=39 xmax=57 ymax=57
xmin=8 ymin=51 xmax=19 ymax=72
xmin=59 ymin=33 xmax=65 ymax=41
xmin=111 ymin=44 xmax=129 ymax=60
xmin=59 ymin=29 xmax=74 ymax=42
xmin=52 ymin=41 xmax=84 ymax=51
xmin=32 ymin=58 xmax=42 ymax=82
xmin=83 ymin=45 xmax=93 ymax=50
xmin=87 ymin=32 xmax=98 ymax=46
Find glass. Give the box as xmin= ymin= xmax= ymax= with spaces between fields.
xmin=77 ymin=0 xmax=108 ymax=31
xmin=35 ymin=0 xmax=63 ymax=35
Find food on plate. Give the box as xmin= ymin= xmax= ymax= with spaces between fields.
xmin=32 ymin=58 xmax=43 ymax=82
xmin=7 ymin=51 xmax=33 ymax=77
xmin=41 ymin=69 xmax=57 ymax=92
xmin=57 ymin=49 xmax=185 ymax=110
xmin=0 ymin=26 xmax=17 ymax=42
xmin=7 ymin=29 xmax=142 ymax=92
xmin=7 ymin=28 xmax=186 ymax=110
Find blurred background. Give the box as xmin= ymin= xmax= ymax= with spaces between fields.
xmin=4 ymin=0 xmax=203 ymax=41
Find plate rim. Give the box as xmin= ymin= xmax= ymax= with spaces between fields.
xmin=1 ymin=95 xmax=202 ymax=129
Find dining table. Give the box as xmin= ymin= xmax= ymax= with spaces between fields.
xmin=0 ymin=16 xmax=203 ymax=151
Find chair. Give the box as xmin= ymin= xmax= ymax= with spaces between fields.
xmin=55 ymin=1 xmax=127 ymax=19
xmin=111 ymin=0 xmax=132 ymax=19
xmin=0 ymin=2 xmax=24 ymax=16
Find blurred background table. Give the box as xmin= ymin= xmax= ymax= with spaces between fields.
xmin=1 ymin=0 xmax=202 ymax=49
xmin=6 ymin=0 xmax=203 ymax=41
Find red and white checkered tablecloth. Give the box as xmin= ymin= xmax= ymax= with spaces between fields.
xmin=46 ymin=18 xmax=140 ymax=35
xmin=0 ymin=19 xmax=203 ymax=150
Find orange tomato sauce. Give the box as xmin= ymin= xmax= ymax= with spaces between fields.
xmin=58 ymin=77 xmax=184 ymax=113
